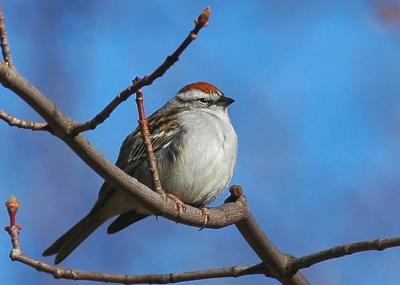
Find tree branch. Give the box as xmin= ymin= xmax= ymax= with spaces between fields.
xmin=0 ymin=8 xmax=14 ymax=69
xmin=7 ymin=196 xmax=400 ymax=284
xmin=0 ymin=109 xmax=50 ymax=132
xmin=135 ymin=86 xmax=163 ymax=194
xmin=233 ymin=186 xmax=309 ymax=285
xmin=246 ymin=235 xmax=400 ymax=277
xmin=11 ymin=252 xmax=262 ymax=284
xmin=4 ymin=197 xmax=266 ymax=284
xmin=288 ymin=237 xmax=400 ymax=273
xmin=70 ymin=7 xmax=211 ymax=135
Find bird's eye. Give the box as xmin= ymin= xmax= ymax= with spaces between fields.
xmin=198 ymin=98 xmax=208 ymax=104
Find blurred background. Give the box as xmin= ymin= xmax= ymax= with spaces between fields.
xmin=1 ymin=1 xmax=400 ymax=284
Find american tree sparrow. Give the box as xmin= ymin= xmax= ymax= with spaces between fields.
xmin=43 ymin=82 xmax=238 ymax=264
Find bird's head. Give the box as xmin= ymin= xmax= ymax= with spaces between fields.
xmin=172 ymin=82 xmax=234 ymax=111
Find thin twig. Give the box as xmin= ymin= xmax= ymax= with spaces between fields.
xmin=0 ymin=109 xmax=50 ymax=132
xmin=247 ymin=235 xmax=400 ymax=277
xmin=70 ymin=7 xmax=211 ymax=135
xmin=12 ymin=253 xmax=263 ymax=284
xmin=4 ymin=197 xmax=266 ymax=284
xmin=4 ymin=197 xmax=22 ymax=251
xmin=135 ymin=86 xmax=163 ymax=194
xmin=288 ymin=237 xmax=400 ymax=274
xmin=0 ymin=9 xmax=14 ymax=69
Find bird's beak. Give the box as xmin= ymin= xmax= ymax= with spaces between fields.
xmin=217 ymin=96 xmax=235 ymax=107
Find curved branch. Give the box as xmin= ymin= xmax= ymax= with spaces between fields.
xmin=4 ymin=197 xmax=266 ymax=284
xmin=70 ymin=7 xmax=211 ymax=135
xmin=11 ymin=250 xmax=261 ymax=284
xmin=0 ymin=109 xmax=50 ymax=132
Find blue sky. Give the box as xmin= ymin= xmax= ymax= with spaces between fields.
xmin=1 ymin=1 xmax=400 ymax=284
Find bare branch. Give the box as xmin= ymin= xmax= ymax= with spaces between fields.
xmin=244 ymin=236 xmax=400 ymax=278
xmin=288 ymin=237 xmax=400 ymax=273
xmin=0 ymin=9 xmax=14 ymax=69
xmin=4 ymin=197 xmax=266 ymax=284
xmin=11 ymin=251 xmax=262 ymax=284
xmin=70 ymin=7 xmax=212 ymax=135
xmin=135 ymin=86 xmax=163 ymax=194
xmin=235 ymin=202 xmax=309 ymax=284
xmin=7 ymin=197 xmax=400 ymax=284
xmin=0 ymin=109 xmax=50 ymax=132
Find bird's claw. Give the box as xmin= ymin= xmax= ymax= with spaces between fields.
xmin=199 ymin=207 xmax=209 ymax=230
xmin=166 ymin=193 xmax=187 ymax=215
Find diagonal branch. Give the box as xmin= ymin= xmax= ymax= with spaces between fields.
xmin=4 ymin=197 xmax=267 ymax=284
xmin=0 ymin=109 xmax=51 ymax=132
xmin=135 ymin=86 xmax=163 ymax=194
xmin=246 ymin=236 xmax=400 ymax=277
xmin=233 ymin=187 xmax=309 ymax=285
xmin=70 ymin=7 xmax=211 ymax=135
xmin=0 ymin=8 xmax=14 ymax=69
xmin=287 ymin=237 xmax=400 ymax=273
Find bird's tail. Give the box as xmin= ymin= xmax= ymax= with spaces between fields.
xmin=42 ymin=214 xmax=105 ymax=264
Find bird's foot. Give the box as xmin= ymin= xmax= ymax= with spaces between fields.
xmin=166 ymin=193 xmax=187 ymax=215
xmin=199 ymin=207 xmax=209 ymax=229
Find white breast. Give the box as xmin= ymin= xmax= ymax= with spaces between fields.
xmin=158 ymin=108 xmax=237 ymax=206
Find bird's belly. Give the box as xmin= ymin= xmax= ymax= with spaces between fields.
xmin=159 ymin=133 xmax=236 ymax=206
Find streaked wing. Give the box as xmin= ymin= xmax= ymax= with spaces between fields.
xmin=116 ymin=110 xmax=182 ymax=174
xmin=118 ymin=126 xmax=180 ymax=175
xmin=96 ymin=107 xmax=185 ymax=201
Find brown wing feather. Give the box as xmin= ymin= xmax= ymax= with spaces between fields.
xmin=92 ymin=107 xmax=186 ymax=216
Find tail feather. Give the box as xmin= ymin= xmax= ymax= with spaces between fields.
xmin=43 ymin=215 xmax=105 ymax=264
xmin=107 ymin=210 xmax=148 ymax=234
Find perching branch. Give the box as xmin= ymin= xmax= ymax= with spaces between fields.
xmin=70 ymin=7 xmax=211 ymax=135
xmin=0 ymin=109 xmax=50 ymax=132
xmin=0 ymin=60 xmax=248 ymax=226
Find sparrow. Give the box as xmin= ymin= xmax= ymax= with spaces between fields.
xmin=43 ymin=82 xmax=237 ymax=264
